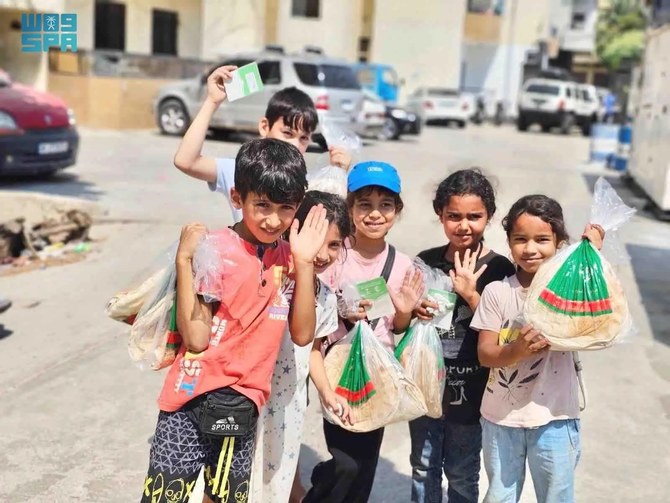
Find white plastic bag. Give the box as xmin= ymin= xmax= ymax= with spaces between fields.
xmin=524 ymin=177 xmax=636 ymax=351
xmin=307 ymin=120 xmax=362 ymax=198
xmin=192 ymin=231 xmax=247 ymax=303
xmin=323 ymin=321 xmax=427 ymax=432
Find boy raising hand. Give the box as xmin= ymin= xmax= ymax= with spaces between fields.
xmin=174 ymin=65 xmax=352 ymax=221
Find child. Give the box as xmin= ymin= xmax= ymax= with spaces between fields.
xmin=249 ymin=190 xmax=352 ymax=503
xmin=409 ymin=169 xmax=516 ymax=503
xmin=140 ymin=138 xmax=329 ymax=503
xmin=304 ymin=161 xmax=425 ymax=503
xmin=173 ymin=65 xmax=352 ymax=222
xmin=471 ymin=195 xmax=604 ymax=503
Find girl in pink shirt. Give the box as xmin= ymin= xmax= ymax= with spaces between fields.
xmin=304 ymin=161 xmax=424 ymax=503
xmin=472 ymin=195 xmax=604 ymax=503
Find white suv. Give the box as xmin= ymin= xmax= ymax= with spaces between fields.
xmin=517 ymin=78 xmax=594 ymax=136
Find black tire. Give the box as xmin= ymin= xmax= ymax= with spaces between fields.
xmin=457 ymin=120 xmax=466 ymax=129
xmin=580 ymin=121 xmax=592 ymax=137
xmin=517 ymin=115 xmax=528 ymax=131
xmin=559 ymin=113 xmax=574 ymax=135
xmin=313 ymin=133 xmax=328 ymax=151
xmin=381 ymin=118 xmax=400 ymax=140
xmin=541 ymin=124 xmax=552 ymax=133
xmin=157 ymin=98 xmax=190 ymax=135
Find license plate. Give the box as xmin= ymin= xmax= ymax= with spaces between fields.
xmin=440 ymin=99 xmax=457 ymax=108
xmin=38 ymin=141 xmax=68 ymax=155
xmin=341 ymin=100 xmax=354 ymax=112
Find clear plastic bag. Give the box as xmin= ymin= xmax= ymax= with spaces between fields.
xmin=322 ymin=321 xmax=427 ymax=432
xmin=307 ymin=119 xmax=362 ymax=198
xmin=414 ymin=258 xmax=456 ymax=330
xmin=192 ymin=230 xmax=248 ymax=303
xmin=106 ymin=242 xmax=181 ymax=370
xmin=524 ymin=177 xmax=636 ymax=351
xmin=394 ymin=322 xmax=446 ymax=418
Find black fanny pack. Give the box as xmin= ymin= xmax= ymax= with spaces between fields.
xmin=193 ymin=389 xmax=258 ymax=438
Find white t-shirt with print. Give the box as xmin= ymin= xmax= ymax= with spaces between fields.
xmin=208 ymin=157 xmax=242 ymax=223
xmin=471 ymin=275 xmax=580 ymax=428
xmin=250 ymin=280 xmax=338 ymax=502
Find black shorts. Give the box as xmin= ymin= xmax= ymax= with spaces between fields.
xmin=141 ymin=388 xmax=257 ymax=503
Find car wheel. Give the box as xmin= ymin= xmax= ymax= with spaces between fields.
xmin=517 ymin=115 xmax=528 ymax=131
xmin=381 ymin=118 xmax=400 ymax=140
xmin=457 ymin=120 xmax=466 ymax=129
xmin=560 ymin=114 xmax=574 ymax=135
xmin=313 ymin=133 xmax=328 ymax=151
xmin=541 ymin=124 xmax=552 ymax=133
xmin=158 ymin=99 xmax=190 ymax=135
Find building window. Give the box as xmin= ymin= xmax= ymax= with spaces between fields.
xmin=468 ymin=0 xmax=504 ymax=15
xmin=571 ymin=12 xmax=586 ymax=30
xmin=95 ymin=0 xmax=126 ymax=51
xmin=292 ymin=0 xmax=320 ymax=18
xmin=152 ymin=9 xmax=178 ymax=55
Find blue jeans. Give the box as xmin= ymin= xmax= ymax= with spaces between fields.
xmin=409 ymin=416 xmax=482 ymax=503
xmin=481 ymin=418 xmax=581 ymax=503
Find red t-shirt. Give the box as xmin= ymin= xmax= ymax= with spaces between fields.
xmin=157 ymin=229 xmax=295 ymax=412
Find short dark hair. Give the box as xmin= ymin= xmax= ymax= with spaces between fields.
xmin=235 ymin=138 xmax=307 ymax=205
xmin=502 ymin=195 xmax=570 ymax=244
xmin=432 ymin=168 xmax=496 ymax=218
xmin=265 ymin=87 xmax=319 ymax=133
xmin=294 ymin=190 xmax=352 ymax=239
xmin=346 ymin=185 xmax=404 ymax=214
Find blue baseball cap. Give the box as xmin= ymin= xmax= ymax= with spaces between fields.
xmin=347 ymin=161 xmax=401 ymax=194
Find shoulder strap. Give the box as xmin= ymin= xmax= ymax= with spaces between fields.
xmin=370 ymin=245 xmax=396 ymax=331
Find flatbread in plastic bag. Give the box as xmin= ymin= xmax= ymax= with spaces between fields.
xmin=524 ymin=177 xmax=635 ymax=351
xmin=323 ymin=321 xmax=427 ymax=432
xmin=395 ymin=321 xmax=446 ymax=418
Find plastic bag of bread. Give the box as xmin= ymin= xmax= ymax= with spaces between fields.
xmin=524 ymin=177 xmax=636 ymax=351
xmin=394 ymin=321 xmax=446 ymax=418
xmin=323 ymin=321 xmax=427 ymax=432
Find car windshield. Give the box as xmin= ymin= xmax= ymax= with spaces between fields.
xmin=427 ymin=89 xmax=459 ymax=97
xmin=526 ymin=84 xmax=560 ymax=95
xmin=293 ymin=63 xmax=360 ymax=89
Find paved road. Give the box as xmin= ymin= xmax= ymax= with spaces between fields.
xmin=0 ymin=124 xmax=669 ymax=502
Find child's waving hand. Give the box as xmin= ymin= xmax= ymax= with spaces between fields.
xmin=289 ymin=204 xmax=329 ymax=264
xmin=390 ymin=268 xmax=425 ymax=316
xmin=206 ymin=65 xmax=237 ymax=105
xmin=449 ymin=245 xmax=488 ymax=307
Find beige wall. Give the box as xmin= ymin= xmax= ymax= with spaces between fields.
xmin=200 ymin=0 xmax=266 ymax=61
xmin=372 ymin=0 xmax=466 ymax=100
xmin=274 ymin=0 xmax=360 ymax=60
xmin=501 ymin=0 xmax=551 ymax=47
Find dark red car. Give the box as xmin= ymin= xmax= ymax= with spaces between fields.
xmin=0 ymin=69 xmax=79 ymax=176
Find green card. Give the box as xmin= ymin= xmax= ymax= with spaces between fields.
xmin=427 ymin=288 xmax=458 ymax=329
xmin=356 ymin=277 xmax=395 ymax=321
xmin=225 ymin=61 xmax=264 ymax=102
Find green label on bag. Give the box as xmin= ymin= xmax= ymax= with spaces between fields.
xmin=357 ymin=277 xmax=395 ymax=321
xmin=225 ymin=62 xmax=264 ymax=102
xmin=427 ymin=288 xmax=458 ymax=330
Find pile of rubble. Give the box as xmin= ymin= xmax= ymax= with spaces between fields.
xmin=0 ymin=210 xmax=93 ymax=276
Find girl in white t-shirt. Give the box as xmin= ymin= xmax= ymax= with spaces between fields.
xmin=304 ymin=161 xmax=424 ymax=503
xmin=471 ymin=195 xmax=604 ymax=503
xmin=249 ymin=190 xmax=350 ymax=503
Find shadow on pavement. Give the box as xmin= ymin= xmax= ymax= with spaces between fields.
xmin=0 ymin=324 xmax=13 ymax=340
xmin=626 ymin=243 xmax=670 ymax=347
xmin=0 ymin=171 xmax=104 ymax=201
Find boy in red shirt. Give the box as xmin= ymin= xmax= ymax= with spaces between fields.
xmin=141 ymin=138 xmax=329 ymax=503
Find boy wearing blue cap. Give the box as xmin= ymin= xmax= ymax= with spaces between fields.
xmin=305 ymin=161 xmax=425 ymax=503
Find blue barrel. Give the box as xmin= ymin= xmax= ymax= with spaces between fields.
xmin=613 ymin=124 xmax=632 ymax=171
xmin=589 ymin=123 xmax=620 ymax=163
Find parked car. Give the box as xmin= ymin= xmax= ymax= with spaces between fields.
xmin=406 ymin=88 xmax=470 ymax=128
xmin=381 ymin=102 xmax=421 ymax=140
xmin=517 ymin=78 xmax=594 ymax=135
xmin=575 ymin=84 xmax=600 ymax=135
xmin=0 ymin=69 xmax=79 ymax=176
xmin=358 ymin=89 xmax=386 ymax=139
xmin=154 ymin=46 xmax=365 ymax=149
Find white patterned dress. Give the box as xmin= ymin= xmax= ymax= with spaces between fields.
xmin=250 ymin=280 xmax=338 ymax=502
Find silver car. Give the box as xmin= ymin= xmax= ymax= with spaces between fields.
xmin=154 ymin=46 xmax=365 ymax=148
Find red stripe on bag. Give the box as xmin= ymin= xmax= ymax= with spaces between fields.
xmin=335 ymin=381 xmax=376 ymax=403
xmin=539 ymin=289 xmax=612 ymax=314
